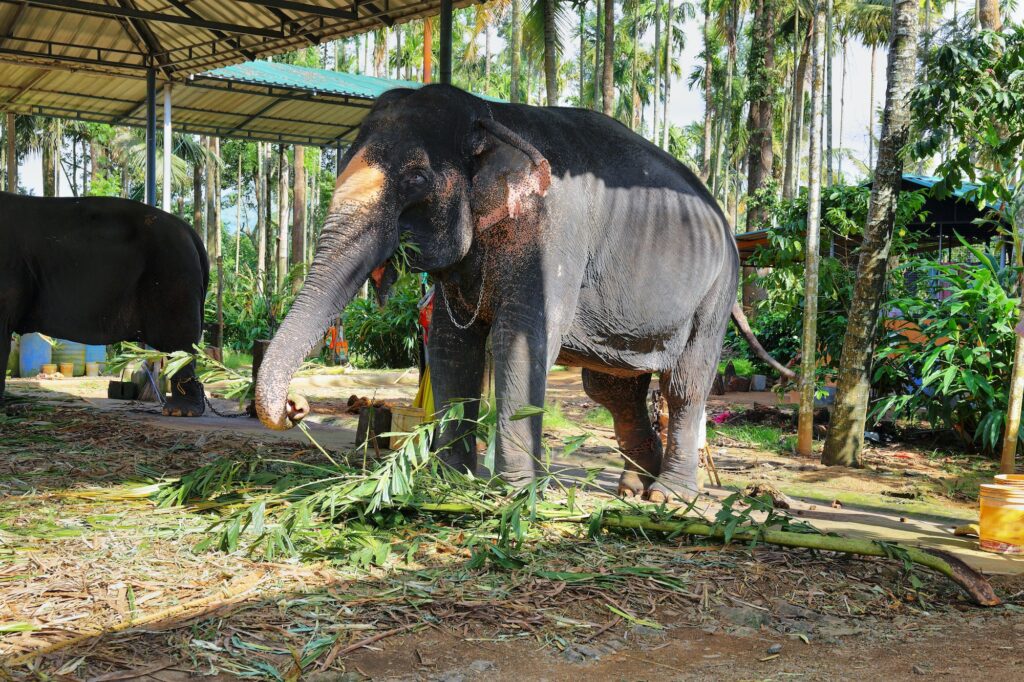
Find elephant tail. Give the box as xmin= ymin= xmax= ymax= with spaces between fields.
xmin=730 ymin=303 xmax=797 ymax=382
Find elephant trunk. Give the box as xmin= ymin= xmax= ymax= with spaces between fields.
xmin=255 ymin=205 xmax=391 ymax=430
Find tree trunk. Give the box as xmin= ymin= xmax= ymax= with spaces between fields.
xmin=868 ymin=44 xmax=876 ymax=169
xmin=602 ymin=0 xmax=614 ymax=116
xmin=661 ymin=0 xmax=673 ymax=148
xmin=423 ymin=17 xmax=433 ymax=83
xmin=1001 ymin=223 xmax=1024 ymax=473
xmin=745 ymin=0 xmax=775 ymax=230
xmin=594 ymin=0 xmax=603 ymax=111
xmin=42 ymin=138 xmax=56 ymax=197
xmin=396 ymin=25 xmax=403 ymax=80
xmin=632 ymin=5 xmax=639 ymax=129
xmin=510 ymin=3 xmax=521 ymax=101
xmin=796 ymin=0 xmax=827 ymax=457
xmin=276 ymin=145 xmax=290 ymax=289
xmin=205 ymin=136 xmax=216 ymax=248
xmin=256 ymin=141 xmax=267 ymax=294
xmin=700 ymin=0 xmax=713 ymax=180
xmin=213 ymin=138 xmax=222 ymax=261
xmin=838 ymin=37 xmax=847 ymax=180
xmin=579 ymin=3 xmax=586 ymax=104
xmin=543 ymin=0 xmax=559 ymax=106
xmin=291 ymin=146 xmax=306 ymax=285
xmin=484 ymin=24 xmax=491 ymax=87
xmin=821 ymin=0 xmax=919 ymax=467
xmin=825 ymin=0 xmax=833 ymax=186
xmin=235 ymin=154 xmax=242 ymax=276
xmin=978 ymin=0 xmax=1001 ymax=30
xmin=653 ymin=0 xmax=662 ymax=142
xmin=192 ymin=157 xmax=203 ymax=240
xmin=783 ymin=17 xmax=810 ymax=199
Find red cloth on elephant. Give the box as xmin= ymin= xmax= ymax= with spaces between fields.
xmin=418 ymin=289 xmax=435 ymax=345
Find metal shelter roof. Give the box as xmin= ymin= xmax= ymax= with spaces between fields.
xmin=0 ymin=0 xmax=469 ymax=78
xmin=2 ymin=59 xmax=425 ymax=146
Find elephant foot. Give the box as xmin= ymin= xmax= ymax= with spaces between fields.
xmin=162 ymin=396 xmax=205 ymax=417
xmin=617 ymin=470 xmax=647 ymax=498
xmin=644 ymin=478 xmax=701 ymax=506
xmin=162 ymin=375 xmax=206 ymax=418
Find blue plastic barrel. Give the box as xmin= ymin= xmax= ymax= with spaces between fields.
xmin=85 ymin=345 xmax=106 ymax=364
xmin=53 ymin=340 xmax=86 ymax=376
xmin=19 ymin=333 xmax=52 ymax=377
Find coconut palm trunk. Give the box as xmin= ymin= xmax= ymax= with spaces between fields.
xmin=291 ymin=145 xmax=306 ymax=280
xmin=276 ymin=145 xmax=290 ymax=289
xmin=543 ymin=0 xmax=559 ymax=106
xmin=256 ymin=142 xmax=267 ymax=293
xmin=602 ymin=0 xmax=614 ymax=115
xmin=661 ymin=0 xmax=673 ymax=149
xmin=653 ymin=0 xmax=662 ymax=142
xmin=796 ymin=0 xmax=827 ymax=457
xmin=820 ymin=0 xmax=919 ymax=466
xmin=510 ymin=2 xmax=521 ymax=100
xmin=700 ymin=0 xmax=713 ymax=180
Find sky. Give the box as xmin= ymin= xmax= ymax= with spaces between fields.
xmin=21 ymin=5 xmax=1023 ymax=201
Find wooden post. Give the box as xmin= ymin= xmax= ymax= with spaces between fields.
xmin=423 ymin=17 xmax=433 ymax=83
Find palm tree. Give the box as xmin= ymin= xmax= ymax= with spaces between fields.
xmin=850 ymin=0 xmax=891 ymax=170
xmin=602 ymin=0 xmax=614 ymax=114
xmin=822 ymin=0 xmax=919 ymax=466
xmin=745 ymin=0 xmax=777 ymax=233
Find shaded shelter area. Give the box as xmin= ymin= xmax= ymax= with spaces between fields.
xmin=0 ymin=0 xmax=467 ymax=202
xmin=1 ymin=59 xmax=424 ymax=147
xmin=736 ymin=174 xmax=1011 ymax=266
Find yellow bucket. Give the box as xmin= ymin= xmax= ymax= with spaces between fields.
xmin=58 ymin=362 xmax=74 ymax=377
xmin=390 ymin=406 xmax=426 ymax=450
xmin=979 ymin=483 xmax=1024 ymax=554
xmin=994 ymin=474 xmax=1024 ymax=487
xmin=41 ymin=363 xmax=57 ymax=375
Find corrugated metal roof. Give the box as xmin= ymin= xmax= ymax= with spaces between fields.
xmin=0 ymin=60 xmax=473 ymax=147
xmin=203 ymin=61 xmax=425 ymax=100
xmin=0 ymin=1 xmax=474 ymax=79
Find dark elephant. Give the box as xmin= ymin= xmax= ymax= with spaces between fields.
xmin=0 ymin=193 xmax=209 ymax=417
xmin=255 ymin=85 xmax=792 ymax=501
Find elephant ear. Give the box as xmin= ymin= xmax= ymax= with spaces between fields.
xmin=470 ymin=118 xmax=552 ymax=231
xmin=368 ymin=259 xmax=399 ymax=308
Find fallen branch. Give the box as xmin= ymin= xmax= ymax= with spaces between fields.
xmin=418 ymin=504 xmax=1000 ymax=607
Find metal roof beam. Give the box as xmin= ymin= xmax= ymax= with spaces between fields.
xmin=21 ymin=0 xmax=287 ymax=39
xmin=163 ymin=0 xmax=258 ymax=62
xmin=242 ymin=0 xmax=358 ymax=21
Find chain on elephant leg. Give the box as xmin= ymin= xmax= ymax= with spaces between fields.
xmin=617 ymin=435 xmax=662 ymax=499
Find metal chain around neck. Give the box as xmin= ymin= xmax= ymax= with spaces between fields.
xmin=439 ymin=263 xmax=487 ymax=330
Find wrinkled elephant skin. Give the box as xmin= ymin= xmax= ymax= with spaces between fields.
xmin=256 ymin=84 xmax=784 ymax=501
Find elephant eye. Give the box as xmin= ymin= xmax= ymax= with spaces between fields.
xmin=402 ymin=169 xmax=429 ymax=192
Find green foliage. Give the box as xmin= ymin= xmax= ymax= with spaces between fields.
xmin=872 ymin=242 xmax=1022 ymax=454
xmin=735 ymin=184 xmax=927 ymax=375
xmin=206 ymin=265 xmax=300 ymax=352
xmin=342 ymin=273 xmax=421 ymax=369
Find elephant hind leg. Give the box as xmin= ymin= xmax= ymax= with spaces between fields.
xmin=581 ymin=369 xmax=662 ymax=498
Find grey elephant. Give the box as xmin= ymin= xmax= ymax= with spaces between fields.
xmin=255 ymin=85 xmax=791 ymax=502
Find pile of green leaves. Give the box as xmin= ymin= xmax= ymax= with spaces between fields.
xmin=872 ymin=239 xmax=1021 ymax=454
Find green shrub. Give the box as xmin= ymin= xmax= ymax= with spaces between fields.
xmin=872 ymin=244 xmax=1021 ymax=454
xmin=342 ymin=274 xmax=421 ymax=369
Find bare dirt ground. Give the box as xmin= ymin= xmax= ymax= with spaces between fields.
xmin=2 ymin=369 xmax=1023 ymax=680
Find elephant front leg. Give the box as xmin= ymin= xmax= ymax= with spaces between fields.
xmin=428 ymin=308 xmax=487 ymax=474
xmin=489 ymin=308 xmax=558 ymax=487
xmin=162 ymin=359 xmax=206 ymax=418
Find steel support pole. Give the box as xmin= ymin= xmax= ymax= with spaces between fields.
xmin=5 ymin=112 xmax=15 ymax=193
xmin=145 ymin=67 xmax=157 ymax=206
xmin=439 ymin=0 xmax=453 ymax=84
xmin=162 ymin=84 xmax=172 ymax=212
